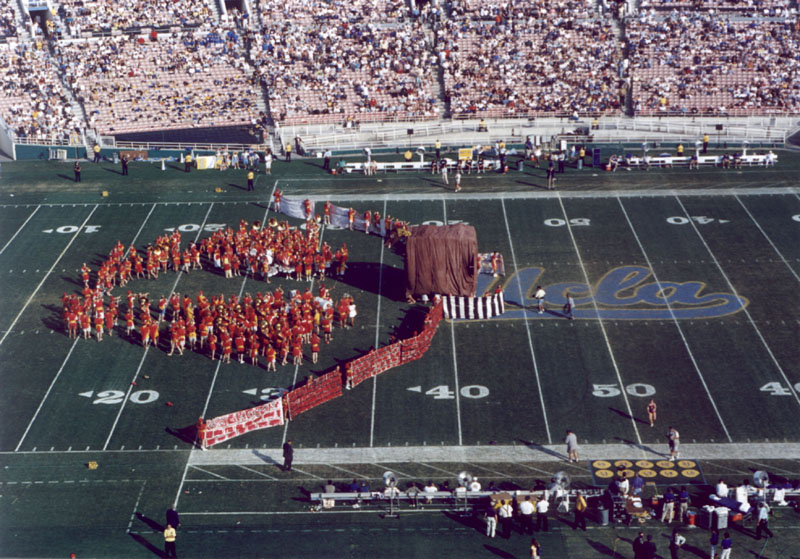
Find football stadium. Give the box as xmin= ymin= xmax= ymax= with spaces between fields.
xmin=1 ymin=0 xmax=800 ymax=557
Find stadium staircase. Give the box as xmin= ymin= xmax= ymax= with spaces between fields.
xmin=424 ymin=26 xmax=449 ymax=119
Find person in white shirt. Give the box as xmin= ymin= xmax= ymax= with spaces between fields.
xmin=715 ymin=479 xmax=728 ymax=499
xmin=535 ymin=497 xmax=550 ymax=532
xmin=735 ymin=479 xmax=749 ymax=506
xmin=423 ymin=480 xmax=438 ymax=503
xmin=534 ymin=285 xmax=546 ymax=314
xmin=469 ymin=477 xmax=481 ymax=491
xmin=518 ymin=495 xmax=535 ymax=534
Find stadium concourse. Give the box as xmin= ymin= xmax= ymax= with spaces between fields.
xmin=0 ymin=148 xmax=799 ymax=557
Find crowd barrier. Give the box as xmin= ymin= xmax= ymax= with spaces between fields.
xmin=201 ymin=302 xmax=443 ymax=447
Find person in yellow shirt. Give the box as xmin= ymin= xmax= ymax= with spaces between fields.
xmin=247 ymin=169 xmax=254 ymax=191
xmin=677 ymin=143 xmax=684 ymax=157
xmin=163 ymin=524 xmax=177 ymax=558
xmin=285 ymin=142 xmax=292 ymax=162
xmin=93 ymin=144 xmax=101 ymax=163
xmin=184 ymin=153 xmax=192 ymax=173
xmin=574 ymin=491 xmax=587 ymax=531
xmin=435 ymin=139 xmax=441 ymax=160
xmin=702 ymin=134 xmax=709 ymax=154
xmin=404 ymin=149 xmax=413 ymax=161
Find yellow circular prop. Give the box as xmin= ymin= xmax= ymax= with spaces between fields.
xmin=677 ymin=460 xmax=697 ymax=469
xmin=656 ymin=461 xmax=675 ymax=469
xmin=661 ymin=470 xmax=678 ymax=478
xmin=593 ymin=460 xmax=612 ymax=469
xmin=639 ymin=469 xmax=657 ymax=478
xmin=635 ymin=460 xmax=654 ymax=469
xmin=614 ymin=460 xmax=633 ymax=468
xmin=595 ymin=470 xmax=614 ymax=478
xmin=682 ymin=469 xmax=700 ymax=478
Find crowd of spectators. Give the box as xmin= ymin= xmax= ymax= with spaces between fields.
xmin=0 ymin=42 xmax=82 ymax=141
xmin=627 ymin=11 xmax=800 ymax=115
xmin=53 ymin=0 xmax=218 ymax=36
xmin=52 ymin=30 xmax=261 ymax=135
xmin=251 ymin=0 xmax=439 ymax=124
xmin=440 ymin=0 xmax=623 ymax=117
xmin=1 ymin=0 xmax=799 ymax=138
xmin=0 ymin=0 xmax=19 ymax=39
xmin=639 ymin=0 xmax=792 ymax=14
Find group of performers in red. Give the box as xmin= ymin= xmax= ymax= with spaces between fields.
xmin=62 ymin=216 xmax=361 ymax=369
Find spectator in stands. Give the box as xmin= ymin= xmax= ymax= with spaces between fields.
xmin=349 ymin=479 xmax=360 ymax=492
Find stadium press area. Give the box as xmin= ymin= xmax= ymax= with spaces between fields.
xmin=0 ymin=151 xmax=799 ymax=558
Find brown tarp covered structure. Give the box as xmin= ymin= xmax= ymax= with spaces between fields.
xmin=405 ymin=224 xmax=478 ymax=297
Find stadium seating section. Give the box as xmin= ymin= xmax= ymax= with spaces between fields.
xmin=0 ymin=0 xmax=797 ymax=137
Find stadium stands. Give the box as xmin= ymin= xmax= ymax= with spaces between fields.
xmin=0 ymin=0 xmax=797 ymax=142
xmin=628 ymin=12 xmax=800 ymax=116
xmin=53 ymin=31 xmax=261 ymax=135
xmin=251 ymin=0 xmax=439 ymax=125
xmin=439 ymin=0 xmax=623 ymax=118
xmin=0 ymin=42 xmax=82 ymax=141
xmin=0 ymin=0 xmax=19 ymax=39
xmin=54 ymin=0 xmax=218 ymax=35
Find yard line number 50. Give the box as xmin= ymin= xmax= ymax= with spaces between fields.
xmin=593 ymin=383 xmax=655 ymax=398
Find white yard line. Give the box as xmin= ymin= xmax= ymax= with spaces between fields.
xmin=0 ymin=205 xmax=98 ymax=347
xmin=556 ymin=193 xmax=643 ymax=447
xmin=15 ymin=338 xmax=80 ymax=451
xmin=675 ymin=195 xmax=800 ymax=408
xmin=369 ymin=199 xmax=388 ymax=448
xmin=104 ymin=203 xmax=215 ymax=450
xmin=734 ymin=195 xmax=800 ymax=286
xmin=442 ymin=199 xmax=464 ymax=446
xmin=617 ymin=197 xmax=732 ymax=442
xmin=173 ymin=454 xmax=193 ymax=509
xmin=0 ymin=205 xmax=39 ymax=256
xmin=500 ymin=198 xmax=552 ymax=444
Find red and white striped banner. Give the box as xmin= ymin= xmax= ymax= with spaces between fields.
xmin=202 ymin=398 xmax=284 ymax=448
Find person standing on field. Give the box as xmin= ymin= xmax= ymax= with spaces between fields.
xmin=565 ymin=429 xmax=579 ymax=462
xmin=668 ymin=426 xmax=680 ymax=461
xmin=647 ymin=398 xmax=657 ymax=427
xmin=534 ymin=285 xmax=546 ymax=314
xmin=163 ymin=524 xmax=177 ymax=558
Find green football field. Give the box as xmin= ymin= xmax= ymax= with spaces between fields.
xmin=0 ymin=153 xmax=799 ymax=558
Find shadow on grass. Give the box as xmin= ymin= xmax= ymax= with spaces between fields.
xmin=136 ymin=512 xmax=164 ymax=532
xmin=57 ymin=174 xmax=78 ymax=182
xmin=613 ymin=437 xmax=667 ymax=458
xmin=129 ymin=531 xmax=164 ymax=558
xmin=165 ymin=425 xmax=199 ymax=447
xmin=442 ymin=510 xmax=482 ymax=534
xmin=609 ymin=407 xmax=651 ymax=426
xmin=585 ymin=538 xmax=621 ymax=557
xmin=518 ymin=439 xmax=567 ymax=461
xmin=252 ymin=449 xmax=282 ymax=469
xmin=104 ymin=168 xmax=124 ymax=175
xmin=483 ymin=544 xmax=516 ymax=558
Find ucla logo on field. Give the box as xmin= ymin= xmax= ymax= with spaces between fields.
xmin=480 ymin=266 xmax=747 ymax=320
